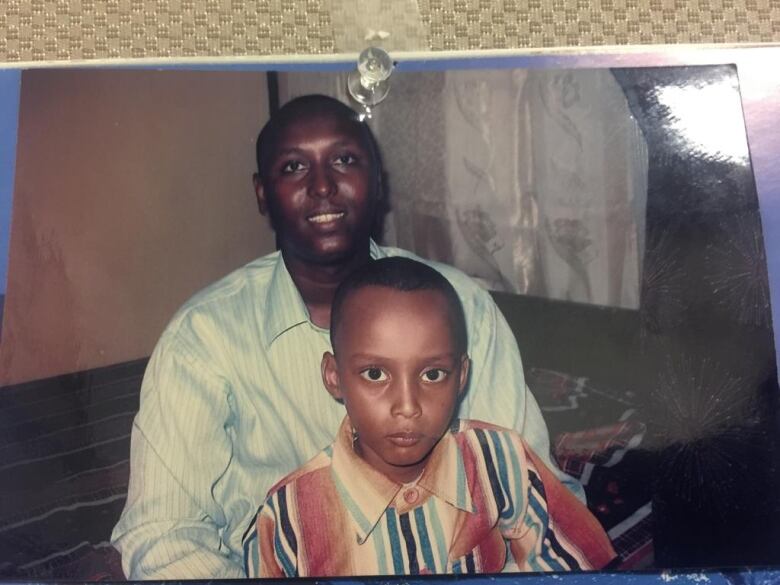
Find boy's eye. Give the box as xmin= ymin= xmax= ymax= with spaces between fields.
xmin=281 ymin=160 xmax=306 ymax=174
xmin=360 ymin=368 xmax=387 ymax=382
xmin=421 ymin=369 xmax=448 ymax=383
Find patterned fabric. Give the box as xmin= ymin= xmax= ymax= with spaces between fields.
xmin=111 ymin=241 xmax=579 ymax=580
xmin=526 ymin=367 xmax=654 ymax=569
xmin=245 ymin=418 xmax=615 ymax=578
xmin=554 ymin=418 xmax=647 ymax=480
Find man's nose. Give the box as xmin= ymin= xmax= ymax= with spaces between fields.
xmin=309 ymin=164 xmax=336 ymax=198
xmin=391 ymin=378 xmax=422 ymax=418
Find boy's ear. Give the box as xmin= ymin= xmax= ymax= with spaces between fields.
xmin=253 ymin=173 xmax=268 ymax=215
xmin=457 ymin=355 xmax=470 ymax=397
xmin=322 ymin=352 xmax=343 ymax=401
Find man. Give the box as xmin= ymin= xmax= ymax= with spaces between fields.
xmin=112 ymin=94 xmax=581 ymax=579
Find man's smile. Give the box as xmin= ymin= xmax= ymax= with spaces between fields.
xmin=307 ymin=211 xmax=346 ymax=224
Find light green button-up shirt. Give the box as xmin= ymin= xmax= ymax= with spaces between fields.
xmin=111 ymin=241 xmax=581 ymax=579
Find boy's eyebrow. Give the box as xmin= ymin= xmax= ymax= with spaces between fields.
xmin=347 ymin=352 xmax=459 ymax=362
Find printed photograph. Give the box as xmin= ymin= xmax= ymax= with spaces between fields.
xmin=0 ymin=57 xmax=778 ymax=580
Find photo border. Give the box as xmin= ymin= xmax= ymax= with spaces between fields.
xmin=1 ymin=45 xmax=779 ymax=583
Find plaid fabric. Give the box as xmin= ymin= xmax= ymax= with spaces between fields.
xmin=607 ymin=503 xmax=654 ymax=569
xmin=527 ymin=369 xmax=589 ymax=412
xmin=554 ymin=416 xmax=647 ymax=481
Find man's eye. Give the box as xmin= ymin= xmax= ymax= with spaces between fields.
xmin=334 ymin=154 xmax=357 ymax=166
xmin=421 ymin=369 xmax=448 ymax=383
xmin=359 ymin=368 xmax=387 ymax=382
xmin=281 ymin=160 xmax=305 ymax=173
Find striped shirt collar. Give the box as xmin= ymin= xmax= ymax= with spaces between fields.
xmin=263 ymin=240 xmax=388 ymax=346
xmin=330 ymin=416 xmax=476 ymax=544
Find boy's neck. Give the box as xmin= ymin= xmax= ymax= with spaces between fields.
xmin=354 ymin=440 xmax=434 ymax=485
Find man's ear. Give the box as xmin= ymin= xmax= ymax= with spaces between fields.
xmin=322 ymin=352 xmax=343 ymax=401
xmin=253 ymin=173 xmax=268 ymax=215
xmin=457 ymin=354 xmax=470 ymax=398
xmin=377 ymin=170 xmax=387 ymax=200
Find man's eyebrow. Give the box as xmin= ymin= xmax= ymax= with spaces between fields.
xmin=272 ymin=139 xmax=364 ymax=158
xmin=331 ymin=139 xmax=363 ymax=149
xmin=271 ymin=146 xmax=304 ymax=157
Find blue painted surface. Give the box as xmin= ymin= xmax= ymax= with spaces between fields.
xmin=0 ymin=69 xmax=21 ymax=296
xmin=333 ymin=568 xmax=776 ymax=585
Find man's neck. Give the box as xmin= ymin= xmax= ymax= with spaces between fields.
xmin=282 ymin=247 xmax=372 ymax=329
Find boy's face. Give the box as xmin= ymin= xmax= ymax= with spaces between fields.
xmin=322 ymin=286 xmax=469 ymax=484
xmin=254 ymin=111 xmax=379 ymax=267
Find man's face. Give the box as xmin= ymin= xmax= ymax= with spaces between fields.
xmin=322 ymin=286 xmax=469 ymax=484
xmin=255 ymin=112 xmax=379 ymax=266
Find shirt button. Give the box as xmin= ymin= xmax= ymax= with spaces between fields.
xmin=404 ymin=488 xmax=419 ymax=504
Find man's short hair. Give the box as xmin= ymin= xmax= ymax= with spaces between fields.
xmin=330 ymin=257 xmax=468 ymax=356
xmin=255 ymin=94 xmax=381 ymax=179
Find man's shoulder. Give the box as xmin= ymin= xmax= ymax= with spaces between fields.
xmin=165 ymin=252 xmax=279 ymax=334
xmin=378 ymin=246 xmax=490 ymax=302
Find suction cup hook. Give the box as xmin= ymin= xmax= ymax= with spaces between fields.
xmin=347 ymin=45 xmax=395 ymax=120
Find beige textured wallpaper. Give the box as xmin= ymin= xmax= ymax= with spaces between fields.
xmin=0 ymin=0 xmax=777 ymax=63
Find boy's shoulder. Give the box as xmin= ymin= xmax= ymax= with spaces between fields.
xmin=453 ymin=419 xmax=532 ymax=465
xmin=456 ymin=418 xmax=525 ymax=440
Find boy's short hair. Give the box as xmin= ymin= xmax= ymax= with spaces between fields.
xmin=255 ymin=94 xmax=381 ymax=178
xmin=330 ymin=257 xmax=468 ymax=355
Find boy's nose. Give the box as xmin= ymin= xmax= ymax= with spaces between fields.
xmin=391 ymin=379 xmax=422 ymax=418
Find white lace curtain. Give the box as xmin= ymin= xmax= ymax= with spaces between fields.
xmin=277 ymin=68 xmax=648 ymax=309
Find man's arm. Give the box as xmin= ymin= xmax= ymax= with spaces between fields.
xmin=453 ymin=279 xmax=586 ymax=502
xmin=113 ymin=427 xmax=244 ymax=579
xmin=112 ymin=332 xmax=243 ymax=579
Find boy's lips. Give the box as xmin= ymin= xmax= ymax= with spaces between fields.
xmin=386 ymin=431 xmax=424 ymax=447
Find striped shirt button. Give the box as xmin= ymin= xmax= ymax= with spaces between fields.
xmin=403 ymin=488 xmax=419 ymax=504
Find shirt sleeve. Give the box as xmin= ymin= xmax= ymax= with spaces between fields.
xmin=455 ymin=280 xmax=586 ymax=503
xmin=111 ymin=329 xmax=243 ymax=579
xmin=504 ymin=437 xmax=616 ymax=571
xmin=243 ymin=497 xmax=293 ymax=578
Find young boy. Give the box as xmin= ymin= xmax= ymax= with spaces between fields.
xmin=243 ymin=257 xmax=615 ymax=577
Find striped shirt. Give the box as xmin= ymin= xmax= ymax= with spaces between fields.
xmin=112 ymin=241 xmax=582 ymax=579
xmin=245 ymin=417 xmax=615 ymax=577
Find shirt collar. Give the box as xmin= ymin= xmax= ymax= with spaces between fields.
xmin=330 ymin=416 xmax=476 ymax=544
xmin=263 ymin=251 xmax=311 ymax=346
xmin=262 ymin=240 xmax=389 ymax=346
